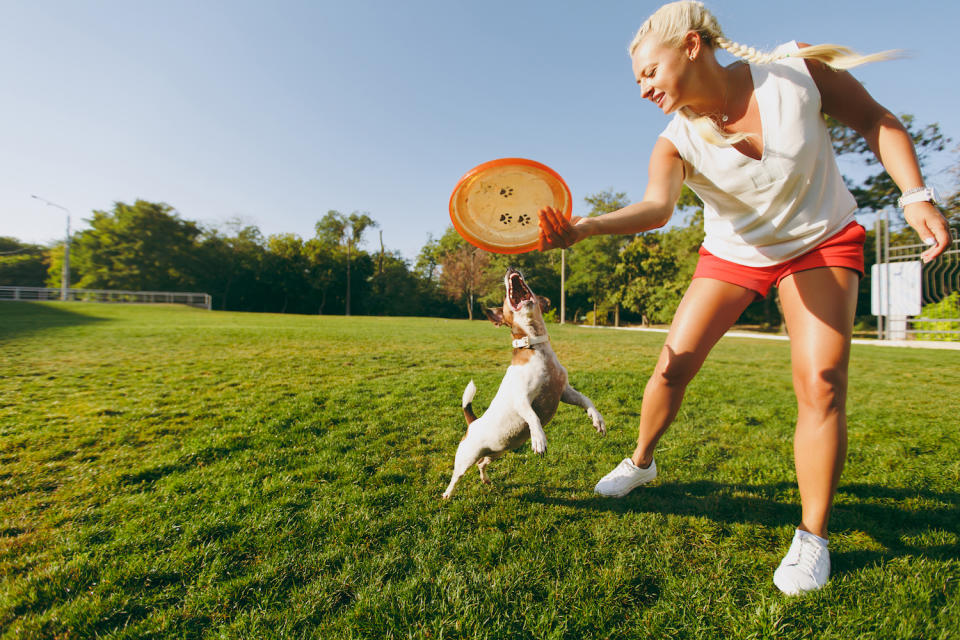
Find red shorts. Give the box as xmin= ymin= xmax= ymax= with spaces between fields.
xmin=693 ymin=221 xmax=866 ymax=297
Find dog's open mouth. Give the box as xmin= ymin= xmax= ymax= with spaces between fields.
xmin=507 ymin=270 xmax=534 ymax=311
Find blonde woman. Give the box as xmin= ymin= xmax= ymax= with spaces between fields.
xmin=538 ymin=0 xmax=950 ymax=595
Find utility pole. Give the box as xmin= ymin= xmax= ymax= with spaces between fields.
xmin=32 ymin=195 xmax=71 ymax=301
xmin=560 ymin=248 xmax=566 ymax=324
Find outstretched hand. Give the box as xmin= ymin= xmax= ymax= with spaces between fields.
xmin=537 ymin=206 xmax=584 ymax=251
xmin=904 ymin=203 xmax=952 ymax=264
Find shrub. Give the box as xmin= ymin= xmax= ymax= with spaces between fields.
xmin=914 ymin=291 xmax=960 ymax=341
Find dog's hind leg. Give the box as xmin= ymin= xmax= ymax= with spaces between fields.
xmin=476 ymin=457 xmax=493 ymax=484
xmin=442 ymin=439 xmax=484 ymax=499
xmin=561 ymin=384 xmax=606 ymax=435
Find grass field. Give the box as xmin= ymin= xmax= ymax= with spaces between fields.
xmin=1 ymin=302 xmax=958 ymax=639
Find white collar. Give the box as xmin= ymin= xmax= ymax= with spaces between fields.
xmin=512 ymin=335 xmax=550 ymax=349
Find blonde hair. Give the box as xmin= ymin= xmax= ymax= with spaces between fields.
xmin=630 ymin=1 xmax=897 ymax=146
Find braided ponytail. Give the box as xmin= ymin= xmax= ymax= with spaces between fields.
xmin=716 ymin=36 xmax=896 ymax=70
xmin=713 ymin=37 xmax=782 ymax=66
xmin=630 ymin=1 xmax=897 ymax=146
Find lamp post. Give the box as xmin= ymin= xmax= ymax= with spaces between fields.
xmin=560 ymin=248 xmax=566 ymax=324
xmin=31 ymin=195 xmax=71 ymax=301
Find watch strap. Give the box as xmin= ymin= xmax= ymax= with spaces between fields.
xmin=898 ymin=186 xmax=939 ymax=208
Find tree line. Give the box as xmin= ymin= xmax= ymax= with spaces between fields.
xmin=3 ymin=115 xmax=957 ymax=327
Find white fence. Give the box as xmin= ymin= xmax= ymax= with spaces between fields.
xmin=0 ymin=286 xmax=211 ymax=310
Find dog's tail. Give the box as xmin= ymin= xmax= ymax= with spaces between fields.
xmin=462 ymin=380 xmax=477 ymax=425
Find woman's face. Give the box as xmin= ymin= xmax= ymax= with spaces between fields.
xmin=630 ymin=35 xmax=693 ymax=115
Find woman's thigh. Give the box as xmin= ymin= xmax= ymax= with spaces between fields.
xmin=777 ymin=267 xmax=859 ymax=396
xmin=656 ymin=277 xmax=758 ymax=381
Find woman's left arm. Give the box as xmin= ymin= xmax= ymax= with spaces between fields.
xmin=803 ymin=47 xmax=951 ymax=263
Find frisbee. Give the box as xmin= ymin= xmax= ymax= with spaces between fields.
xmin=449 ymin=158 xmax=572 ymax=254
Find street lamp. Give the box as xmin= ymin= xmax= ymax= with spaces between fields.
xmin=560 ymin=248 xmax=566 ymax=324
xmin=31 ymin=195 xmax=71 ymax=301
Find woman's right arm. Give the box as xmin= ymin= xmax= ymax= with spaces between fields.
xmin=538 ymin=136 xmax=685 ymax=250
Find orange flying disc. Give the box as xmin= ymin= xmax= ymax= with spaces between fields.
xmin=449 ymin=158 xmax=572 ymax=254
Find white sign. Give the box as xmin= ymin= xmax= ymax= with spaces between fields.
xmin=871 ymin=261 xmax=922 ymax=316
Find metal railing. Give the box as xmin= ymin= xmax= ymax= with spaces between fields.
xmin=0 ymin=286 xmax=212 ymax=310
xmin=874 ymin=213 xmax=959 ymax=341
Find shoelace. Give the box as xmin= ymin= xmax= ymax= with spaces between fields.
xmin=613 ymin=461 xmax=637 ymax=477
xmin=790 ymin=537 xmax=824 ymax=575
xmin=610 ymin=461 xmax=648 ymax=481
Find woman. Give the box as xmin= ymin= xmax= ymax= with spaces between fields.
xmin=537 ymin=1 xmax=950 ymax=595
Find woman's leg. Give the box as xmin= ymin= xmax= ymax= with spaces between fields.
xmin=630 ymin=278 xmax=758 ymax=466
xmin=777 ymin=266 xmax=859 ymax=538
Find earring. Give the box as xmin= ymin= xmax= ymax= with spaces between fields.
xmin=689 ymin=55 xmax=695 ymax=61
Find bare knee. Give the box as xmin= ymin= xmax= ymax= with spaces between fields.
xmin=794 ymin=367 xmax=848 ymax=415
xmin=650 ymin=347 xmax=701 ymax=389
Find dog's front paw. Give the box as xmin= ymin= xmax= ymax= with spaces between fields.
xmin=530 ymin=431 xmax=548 ymax=456
xmin=589 ymin=409 xmax=606 ymax=435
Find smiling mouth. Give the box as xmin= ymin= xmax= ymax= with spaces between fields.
xmin=507 ymin=270 xmax=534 ymax=311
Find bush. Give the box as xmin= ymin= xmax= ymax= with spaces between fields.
xmin=914 ymin=291 xmax=960 ymax=341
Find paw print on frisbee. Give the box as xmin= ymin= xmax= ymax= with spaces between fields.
xmin=449 ymin=158 xmax=572 ymax=254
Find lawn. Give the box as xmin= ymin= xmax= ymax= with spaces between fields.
xmin=1 ymin=302 xmax=958 ymax=639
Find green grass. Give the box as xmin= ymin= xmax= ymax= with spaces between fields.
xmin=1 ymin=302 xmax=958 ymax=639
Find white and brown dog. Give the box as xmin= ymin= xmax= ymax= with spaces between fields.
xmin=442 ymin=267 xmax=605 ymax=499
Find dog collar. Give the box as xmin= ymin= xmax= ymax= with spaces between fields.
xmin=512 ymin=335 xmax=549 ymax=349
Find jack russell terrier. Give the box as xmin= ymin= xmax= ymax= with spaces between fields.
xmin=442 ymin=267 xmax=606 ymax=499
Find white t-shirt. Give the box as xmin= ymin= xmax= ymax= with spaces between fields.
xmin=659 ymin=41 xmax=857 ymax=267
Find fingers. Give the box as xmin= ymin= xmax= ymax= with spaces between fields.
xmin=915 ymin=209 xmax=952 ymax=264
xmin=905 ymin=204 xmax=952 ymax=264
xmin=537 ymin=206 xmax=569 ymax=250
xmin=537 ymin=206 xmax=556 ymax=249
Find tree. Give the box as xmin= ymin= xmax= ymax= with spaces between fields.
xmin=315 ymin=210 xmax=377 ymax=316
xmin=0 ymin=237 xmax=48 ymax=287
xmin=195 ymin=223 xmax=270 ymax=312
xmin=440 ymin=245 xmax=497 ymax=320
xmin=415 ymin=226 xmax=467 ymax=283
xmin=613 ymin=188 xmax=704 ymax=325
xmin=943 ymin=144 xmax=960 ymax=227
xmin=62 ymin=200 xmax=202 ymax=292
xmin=826 ymin=113 xmax=950 ymax=215
xmin=566 ymin=190 xmax=632 ymax=325
xmin=265 ymin=233 xmax=310 ymax=314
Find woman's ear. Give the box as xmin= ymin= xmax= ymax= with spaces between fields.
xmin=684 ymin=30 xmax=702 ymax=61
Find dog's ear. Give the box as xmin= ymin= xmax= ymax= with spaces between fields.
xmin=485 ymin=307 xmax=505 ymax=326
xmin=537 ymin=296 xmax=551 ymax=312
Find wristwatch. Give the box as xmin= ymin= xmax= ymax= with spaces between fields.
xmin=897 ymin=186 xmax=939 ymax=208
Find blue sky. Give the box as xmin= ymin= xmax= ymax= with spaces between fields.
xmin=3 ymin=0 xmax=958 ymax=262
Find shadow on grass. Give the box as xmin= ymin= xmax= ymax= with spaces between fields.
xmin=0 ymin=302 xmax=110 ymax=341
xmin=523 ymin=481 xmax=960 ymax=574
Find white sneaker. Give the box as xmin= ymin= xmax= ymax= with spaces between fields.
xmin=773 ymin=529 xmax=830 ymax=595
xmin=594 ymin=458 xmax=657 ymax=497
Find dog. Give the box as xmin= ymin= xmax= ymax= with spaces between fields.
xmin=442 ymin=267 xmax=605 ymax=499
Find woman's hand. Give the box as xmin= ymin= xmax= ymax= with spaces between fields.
xmin=537 ymin=206 xmax=587 ymax=251
xmin=903 ymin=202 xmax=952 ymax=264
